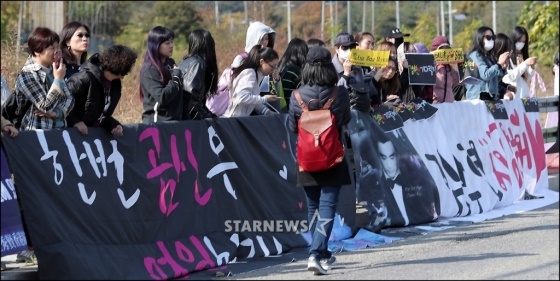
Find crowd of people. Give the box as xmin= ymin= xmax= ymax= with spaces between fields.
xmin=0 ymin=19 xmax=557 ymax=275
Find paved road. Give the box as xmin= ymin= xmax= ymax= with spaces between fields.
xmin=2 ymin=173 xmax=558 ymax=280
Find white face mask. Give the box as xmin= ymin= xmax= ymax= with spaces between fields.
xmin=515 ymin=42 xmax=525 ymax=51
xmin=484 ymin=40 xmax=494 ymax=51
xmin=338 ymin=49 xmax=350 ymax=60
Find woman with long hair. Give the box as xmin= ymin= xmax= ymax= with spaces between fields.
xmin=139 ymin=26 xmax=183 ymax=124
xmin=464 ymin=26 xmax=509 ymax=100
xmin=277 ymin=37 xmax=308 ymax=111
xmin=502 ymin=26 xmax=538 ymax=99
xmin=178 ymin=29 xmax=219 ymax=120
xmin=59 ymin=21 xmax=90 ymax=79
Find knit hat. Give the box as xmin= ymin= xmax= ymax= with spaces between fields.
xmin=413 ymin=43 xmax=429 ymax=54
xmin=431 ymin=35 xmax=450 ymax=51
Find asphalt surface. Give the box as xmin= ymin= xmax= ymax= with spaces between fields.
xmin=2 ymin=173 xmax=558 ymax=280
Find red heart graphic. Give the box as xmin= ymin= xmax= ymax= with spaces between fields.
xmin=417 ymin=66 xmax=421 ymax=73
xmin=298 ymin=202 xmax=303 ymax=209
xmin=450 ymin=53 xmax=454 ymax=58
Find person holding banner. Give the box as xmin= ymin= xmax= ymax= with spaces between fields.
xmin=332 ymin=32 xmax=373 ymax=113
xmin=354 ymin=31 xmax=376 ymax=77
xmin=430 ymin=36 xmax=459 ymax=103
xmin=1 ymin=115 xmax=18 ymax=138
xmin=465 ymin=26 xmax=509 ymax=100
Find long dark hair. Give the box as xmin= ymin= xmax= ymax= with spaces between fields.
xmin=510 ymin=26 xmax=530 ymax=63
xmin=232 ymin=45 xmax=278 ymax=79
xmin=277 ymin=38 xmax=308 ymax=76
xmin=470 ymin=26 xmax=494 ymax=56
xmin=185 ymin=29 xmax=219 ymax=97
xmin=139 ymin=26 xmax=175 ymax=100
xmin=59 ymin=21 xmax=90 ymax=65
xmin=492 ymin=33 xmax=512 ymax=64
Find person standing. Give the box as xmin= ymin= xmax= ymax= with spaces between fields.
xmin=502 ymin=26 xmax=538 ymax=99
xmin=430 ymin=35 xmax=459 ymax=104
xmin=66 ymin=45 xmax=138 ymax=136
xmin=288 ymin=46 xmax=351 ymax=275
xmin=139 ymin=26 xmax=183 ymax=124
xmin=277 ymin=37 xmax=308 ymax=112
xmin=464 ymin=26 xmax=509 ymax=100
xmin=222 ymin=45 xmax=280 ymax=117
xmin=15 ymin=26 xmax=74 ymax=131
xmin=178 ymin=29 xmax=219 ymax=120
xmin=383 ymin=27 xmax=410 ymax=52
xmin=59 ymin=21 xmax=90 ymax=80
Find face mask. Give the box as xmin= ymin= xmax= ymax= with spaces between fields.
xmin=339 ymin=49 xmax=350 ymax=60
xmin=484 ymin=40 xmax=494 ymax=51
xmin=515 ymin=42 xmax=525 ymax=51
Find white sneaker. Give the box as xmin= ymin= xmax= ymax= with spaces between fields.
xmin=321 ymin=256 xmax=337 ymax=270
xmin=307 ymin=256 xmax=327 ymax=275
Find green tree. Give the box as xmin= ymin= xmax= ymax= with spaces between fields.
xmin=1 ymin=1 xmax=20 ymax=43
xmin=149 ymin=1 xmax=202 ymax=42
xmin=518 ymin=1 xmax=559 ymax=67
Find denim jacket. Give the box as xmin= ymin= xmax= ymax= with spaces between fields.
xmin=465 ymin=51 xmax=505 ymax=100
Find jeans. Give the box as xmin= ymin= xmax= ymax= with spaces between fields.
xmin=303 ymin=185 xmax=341 ymax=259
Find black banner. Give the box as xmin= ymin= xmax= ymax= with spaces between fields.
xmin=2 ymin=115 xmax=355 ymax=279
xmin=406 ymin=53 xmax=436 ymax=85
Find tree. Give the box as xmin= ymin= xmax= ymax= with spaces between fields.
xmin=149 ymin=1 xmax=202 ymax=42
xmin=518 ymin=1 xmax=559 ymax=67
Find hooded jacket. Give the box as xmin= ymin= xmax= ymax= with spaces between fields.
xmin=231 ymin=21 xmax=276 ymax=68
xmin=66 ymin=54 xmax=121 ymax=132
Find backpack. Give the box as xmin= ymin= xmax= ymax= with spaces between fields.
xmin=206 ymin=51 xmax=248 ymax=117
xmin=293 ymin=87 xmax=344 ymax=172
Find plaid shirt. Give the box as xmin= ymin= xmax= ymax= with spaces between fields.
xmin=15 ymin=56 xmax=74 ymax=130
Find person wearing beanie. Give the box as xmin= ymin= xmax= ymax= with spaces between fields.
xmin=413 ymin=43 xmax=429 ymax=54
xmin=430 ymin=35 xmax=459 ymax=104
xmin=412 ymin=42 xmax=434 ymax=103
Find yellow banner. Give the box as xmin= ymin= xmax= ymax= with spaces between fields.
xmin=348 ymin=49 xmax=390 ymax=67
xmin=432 ymin=48 xmax=464 ymax=64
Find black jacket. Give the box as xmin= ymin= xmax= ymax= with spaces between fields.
xmin=178 ymin=55 xmax=215 ymax=120
xmin=140 ymin=58 xmax=183 ymax=124
xmin=288 ymin=84 xmax=352 ymax=187
xmin=66 ymin=54 xmax=121 ymax=132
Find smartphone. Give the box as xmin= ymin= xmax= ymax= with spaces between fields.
xmin=54 ymin=49 xmax=62 ymax=68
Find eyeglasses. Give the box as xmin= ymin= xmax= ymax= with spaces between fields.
xmin=340 ymin=45 xmax=356 ymax=51
xmin=484 ymin=34 xmax=496 ymax=41
xmin=76 ymin=33 xmax=90 ymax=38
xmin=267 ymin=62 xmax=278 ymax=69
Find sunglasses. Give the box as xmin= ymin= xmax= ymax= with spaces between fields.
xmin=340 ymin=45 xmax=356 ymax=51
xmin=76 ymin=33 xmax=90 ymax=38
xmin=484 ymin=34 xmax=496 ymax=41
